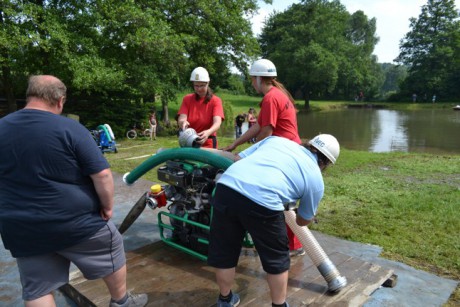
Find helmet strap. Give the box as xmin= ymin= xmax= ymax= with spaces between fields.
xmin=256 ymin=76 xmax=262 ymax=92
xmin=308 ymin=145 xmax=331 ymax=169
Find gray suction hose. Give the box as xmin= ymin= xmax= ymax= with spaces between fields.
xmin=124 ymin=147 xmax=346 ymax=292
xmin=284 ymin=210 xmax=347 ymax=292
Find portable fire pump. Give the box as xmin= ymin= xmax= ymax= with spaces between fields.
xmin=118 ymin=148 xmax=251 ymax=261
xmin=119 ymin=147 xmax=346 ymax=292
xmin=149 ymin=159 xmax=222 ymax=259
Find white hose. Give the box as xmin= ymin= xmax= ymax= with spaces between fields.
xmin=284 ymin=210 xmax=347 ymax=292
xmin=104 ymin=123 xmax=115 ymax=140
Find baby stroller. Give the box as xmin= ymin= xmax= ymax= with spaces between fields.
xmin=91 ymin=124 xmax=118 ymax=153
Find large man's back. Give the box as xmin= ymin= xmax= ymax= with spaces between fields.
xmin=0 ymin=109 xmax=109 ymax=257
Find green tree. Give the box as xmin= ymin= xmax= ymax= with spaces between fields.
xmin=336 ymin=10 xmax=383 ymax=101
xmin=396 ymin=0 xmax=460 ymax=101
xmin=156 ymin=0 xmax=261 ymax=85
xmin=1 ymin=1 xmax=38 ymax=112
xmin=1 ymin=0 xmax=267 ymax=126
xmin=150 ymin=0 xmax=264 ymax=122
xmin=379 ymin=63 xmax=408 ymax=100
xmin=259 ymin=0 xmax=380 ymax=107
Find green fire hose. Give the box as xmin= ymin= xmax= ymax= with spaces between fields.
xmin=123 ymin=147 xmax=233 ymax=185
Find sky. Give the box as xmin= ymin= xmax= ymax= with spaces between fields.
xmin=252 ymin=0 xmax=460 ymax=63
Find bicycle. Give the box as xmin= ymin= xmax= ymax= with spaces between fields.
xmin=126 ymin=123 xmax=151 ymax=139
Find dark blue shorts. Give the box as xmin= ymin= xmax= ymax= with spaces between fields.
xmin=207 ymin=184 xmax=290 ymax=274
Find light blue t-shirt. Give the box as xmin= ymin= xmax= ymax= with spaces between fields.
xmin=218 ymin=136 xmax=324 ymax=220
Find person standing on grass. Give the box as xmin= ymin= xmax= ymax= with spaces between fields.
xmin=235 ymin=113 xmax=246 ymax=139
xmin=222 ymin=59 xmax=305 ymax=257
xmin=0 ymin=75 xmax=147 ymax=307
xmin=209 ymin=135 xmax=340 ymax=307
xmin=247 ymin=107 xmax=257 ymax=143
xmin=149 ymin=109 xmax=157 ymax=140
xmin=177 ymin=66 xmax=225 ymax=148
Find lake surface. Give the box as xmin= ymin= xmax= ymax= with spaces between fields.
xmin=296 ymin=108 xmax=460 ymax=154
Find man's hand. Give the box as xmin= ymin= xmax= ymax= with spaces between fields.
xmin=100 ymin=208 xmax=113 ymax=220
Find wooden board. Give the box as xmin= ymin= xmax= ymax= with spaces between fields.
xmin=62 ymin=241 xmax=393 ymax=307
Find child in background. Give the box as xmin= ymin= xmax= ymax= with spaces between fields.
xmin=247 ymin=108 xmax=257 ymax=143
xmin=149 ymin=110 xmax=157 ymax=140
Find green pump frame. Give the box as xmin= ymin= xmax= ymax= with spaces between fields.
xmin=124 ymin=147 xmax=253 ymax=261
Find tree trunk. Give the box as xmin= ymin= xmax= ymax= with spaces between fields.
xmin=162 ymin=101 xmax=170 ymax=128
xmin=302 ymin=87 xmax=310 ymax=110
xmin=304 ymin=97 xmax=310 ymax=110
xmin=1 ymin=65 xmax=17 ymax=113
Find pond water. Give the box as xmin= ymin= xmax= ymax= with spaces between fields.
xmin=296 ymin=108 xmax=460 ymax=154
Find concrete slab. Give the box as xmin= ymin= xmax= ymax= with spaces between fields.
xmin=0 ymin=172 xmax=457 ymax=306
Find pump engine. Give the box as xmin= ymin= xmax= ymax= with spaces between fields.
xmin=147 ymin=160 xmax=222 ymax=256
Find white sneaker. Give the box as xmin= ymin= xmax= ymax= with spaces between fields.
xmin=289 ymin=248 xmax=306 ymax=257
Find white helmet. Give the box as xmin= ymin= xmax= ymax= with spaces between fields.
xmin=178 ymin=128 xmax=201 ymax=148
xmin=190 ymin=67 xmax=210 ymax=82
xmin=249 ymin=59 xmax=277 ymax=77
xmin=309 ymin=134 xmax=340 ymax=164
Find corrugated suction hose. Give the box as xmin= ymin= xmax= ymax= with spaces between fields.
xmin=284 ymin=210 xmax=347 ymax=292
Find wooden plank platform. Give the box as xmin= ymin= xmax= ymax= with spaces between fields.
xmin=62 ymin=241 xmax=393 ymax=306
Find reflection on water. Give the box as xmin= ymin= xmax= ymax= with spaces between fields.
xmin=370 ymin=110 xmax=408 ymax=152
xmin=297 ymin=108 xmax=460 ymax=154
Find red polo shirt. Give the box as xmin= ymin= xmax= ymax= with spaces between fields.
xmin=178 ymin=94 xmax=225 ymax=148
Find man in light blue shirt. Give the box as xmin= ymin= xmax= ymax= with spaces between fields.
xmin=207 ymin=134 xmax=340 ymax=307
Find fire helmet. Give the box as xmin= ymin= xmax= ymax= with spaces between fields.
xmin=309 ymin=134 xmax=340 ymax=164
xmin=190 ymin=67 xmax=210 ymax=82
xmin=178 ymin=128 xmax=201 ymax=148
xmin=249 ymin=59 xmax=277 ymax=77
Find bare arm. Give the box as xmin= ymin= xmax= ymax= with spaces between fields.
xmin=222 ymin=123 xmax=261 ymax=151
xmin=177 ymin=114 xmax=189 ymax=131
xmin=256 ymin=124 xmax=273 ymax=142
xmin=296 ymin=214 xmax=313 ymax=227
xmin=200 ymin=148 xmax=241 ymax=162
xmin=90 ymin=168 xmax=114 ymax=220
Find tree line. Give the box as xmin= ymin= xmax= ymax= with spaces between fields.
xmin=259 ymin=0 xmax=459 ymax=106
xmin=1 ymin=0 xmax=262 ymax=130
xmin=1 ymin=0 xmax=459 ymax=130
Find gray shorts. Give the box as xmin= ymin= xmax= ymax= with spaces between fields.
xmin=16 ymin=220 xmax=126 ymax=301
